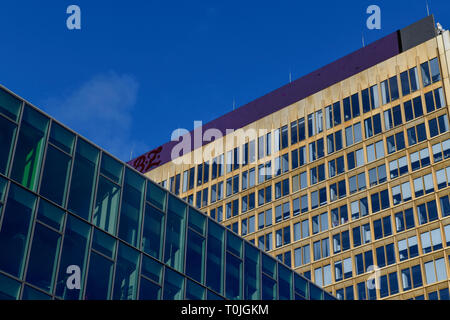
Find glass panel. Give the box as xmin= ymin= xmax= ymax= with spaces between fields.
xmin=11 ymin=106 xmax=49 ymax=191
xmin=226 ymin=252 xmax=242 ymax=300
xmin=139 ymin=277 xmax=161 ymax=300
xmin=0 ymin=88 xmax=21 ymax=121
xmin=118 ymin=168 xmax=145 ymax=247
xmin=93 ymin=176 xmax=120 ymax=234
xmin=0 ymin=273 xmax=20 ymax=300
xmin=85 ymin=251 xmax=113 ymax=300
xmin=68 ymin=139 xmax=99 ymax=220
xmin=37 ymin=199 xmax=64 ymax=231
xmin=206 ymin=221 xmax=224 ymax=294
xmin=0 ymin=184 xmax=36 ymax=278
xmin=278 ymin=264 xmax=292 ymax=300
xmin=141 ymin=255 xmax=163 ymax=283
xmin=146 ymin=181 xmax=167 ymax=212
xmin=22 ymin=285 xmax=52 ymax=300
xmin=26 ymin=223 xmax=61 ymax=292
xmin=185 ymin=228 xmax=205 ymax=283
xmin=186 ymin=279 xmax=205 ymax=300
xmin=227 ymin=231 xmax=243 ymax=258
xmin=113 ymin=243 xmax=140 ymax=300
xmin=49 ymin=122 xmax=75 ymax=155
xmin=40 ymin=145 xmax=71 ymax=206
xmin=0 ymin=116 xmax=17 ymax=175
xmin=244 ymin=243 xmax=260 ymax=299
xmin=142 ymin=203 xmax=164 ymax=260
xmin=92 ymin=228 xmax=116 ymax=258
xmin=163 ymin=268 xmax=184 ymax=300
xmin=164 ymin=195 xmax=187 ymax=272
xmin=55 ymin=215 xmax=90 ymax=300
xmin=100 ymin=153 xmax=123 ymax=184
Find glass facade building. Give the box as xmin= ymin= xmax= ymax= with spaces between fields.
xmin=0 ymin=85 xmax=333 ymax=300
xmin=134 ymin=17 xmax=450 ymax=300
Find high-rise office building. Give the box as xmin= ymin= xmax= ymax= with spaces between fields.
xmin=130 ymin=16 xmax=450 ymax=300
xmin=0 ymin=81 xmax=333 ymax=300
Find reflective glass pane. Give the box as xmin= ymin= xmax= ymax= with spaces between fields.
xmin=0 ymin=184 xmax=36 ymax=277
xmin=118 ymin=168 xmax=145 ymax=247
xmin=0 ymin=88 xmax=21 ymax=121
xmin=68 ymin=139 xmax=99 ymax=220
xmin=26 ymin=223 xmax=61 ymax=292
xmin=244 ymin=243 xmax=260 ymax=299
xmin=142 ymin=203 xmax=164 ymax=260
xmin=100 ymin=153 xmax=123 ymax=184
xmin=146 ymin=181 xmax=167 ymax=212
xmin=85 ymin=251 xmax=113 ymax=300
xmin=49 ymin=122 xmax=75 ymax=155
xmin=206 ymin=221 xmax=224 ymax=294
xmin=93 ymin=176 xmax=120 ymax=234
xmin=186 ymin=279 xmax=205 ymax=300
xmin=40 ymin=145 xmax=71 ymax=206
xmin=37 ymin=199 xmax=64 ymax=231
xmin=0 ymin=116 xmax=17 ymax=175
xmin=164 ymin=196 xmax=187 ymax=272
xmin=22 ymin=285 xmax=51 ymax=300
xmin=113 ymin=243 xmax=140 ymax=300
xmin=185 ymin=228 xmax=205 ymax=283
xmin=139 ymin=277 xmax=161 ymax=300
xmin=0 ymin=273 xmax=20 ymax=300
xmin=163 ymin=268 xmax=184 ymax=300
xmin=11 ymin=106 xmax=49 ymax=191
xmin=55 ymin=215 xmax=90 ymax=299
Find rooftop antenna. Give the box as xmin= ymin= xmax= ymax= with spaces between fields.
xmin=426 ymin=0 xmax=430 ymax=16
xmin=232 ymin=97 xmax=236 ymax=111
xmin=129 ymin=144 xmax=134 ymax=161
xmin=289 ymin=68 xmax=292 ymax=83
xmin=362 ymin=31 xmax=365 ymax=48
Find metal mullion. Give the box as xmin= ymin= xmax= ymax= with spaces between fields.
xmin=63 ymin=134 xmax=78 ymax=211
xmin=113 ymin=155 xmax=127 ymax=238
xmin=47 ymin=211 xmax=68 ymax=299
xmin=34 ymin=113 xmax=52 ymax=196
xmin=81 ymin=225 xmax=95 ymax=300
xmin=52 ymin=208 xmax=70 ymax=300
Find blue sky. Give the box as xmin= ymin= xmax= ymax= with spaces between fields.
xmin=1 ymin=0 xmax=449 ymax=161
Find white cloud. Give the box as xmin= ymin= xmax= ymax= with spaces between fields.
xmin=42 ymin=71 xmax=148 ymax=161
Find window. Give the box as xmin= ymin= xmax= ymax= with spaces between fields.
xmin=416 ymin=200 xmax=438 ymax=225
xmin=327 ymin=131 xmax=343 ymax=154
xmin=407 ymin=122 xmax=427 ymax=146
xmin=401 ymin=265 xmax=422 ymax=291
xmin=440 ymin=195 xmax=450 ymax=217
xmin=355 ymin=250 xmax=373 ymax=275
xmin=398 ymin=236 xmax=418 ymax=261
xmin=420 ymin=228 xmax=442 ymax=253
xmin=333 ymin=230 xmax=350 ymax=254
xmin=364 ymin=114 xmax=382 ymax=139
xmin=395 ymin=208 xmax=415 ymax=232
xmin=331 ymin=205 xmax=348 ymax=227
xmin=429 ymin=114 xmax=449 ymax=138
xmin=376 ymin=243 xmax=396 ymax=267
xmin=424 ymin=258 xmax=447 ymax=284
xmin=371 ymin=189 xmax=390 ymax=213
xmin=366 ymin=140 xmax=384 ymax=163
xmin=389 ymin=156 xmax=408 ymax=179
xmin=392 ymin=181 xmax=412 ymax=205
xmin=421 ymin=60 xmax=432 ymax=87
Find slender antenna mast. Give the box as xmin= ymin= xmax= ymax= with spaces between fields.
xmin=426 ymin=0 xmax=430 ymax=16
xmin=289 ymin=68 xmax=292 ymax=83
xmin=362 ymin=31 xmax=365 ymax=48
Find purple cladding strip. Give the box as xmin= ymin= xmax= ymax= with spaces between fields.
xmin=129 ymin=31 xmax=400 ymax=174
